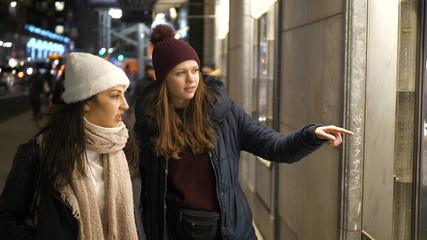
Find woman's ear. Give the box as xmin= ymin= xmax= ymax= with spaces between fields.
xmin=83 ymin=95 xmax=96 ymax=112
xmin=83 ymin=101 xmax=91 ymax=112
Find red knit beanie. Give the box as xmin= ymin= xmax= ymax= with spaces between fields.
xmin=150 ymin=24 xmax=200 ymax=82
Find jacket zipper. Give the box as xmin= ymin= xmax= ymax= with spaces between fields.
xmin=208 ymin=151 xmax=224 ymax=238
xmin=163 ymin=156 xmax=169 ymax=240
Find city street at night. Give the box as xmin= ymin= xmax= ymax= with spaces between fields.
xmin=1 ymin=0 xmax=427 ymax=239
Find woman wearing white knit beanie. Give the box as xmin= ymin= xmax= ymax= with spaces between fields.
xmin=0 ymin=52 xmax=145 ymax=240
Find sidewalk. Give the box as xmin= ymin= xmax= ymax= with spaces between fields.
xmin=0 ymin=110 xmax=39 ymax=192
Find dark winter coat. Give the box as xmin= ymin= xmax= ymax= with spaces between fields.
xmin=134 ymin=74 xmax=327 ymax=240
xmin=28 ymin=72 xmax=44 ymax=98
xmin=130 ymin=76 xmax=155 ymax=108
xmin=0 ymin=138 xmax=145 ymax=240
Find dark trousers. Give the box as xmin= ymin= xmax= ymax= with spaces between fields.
xmin=30 ymin=95 xmax=42 ymax=118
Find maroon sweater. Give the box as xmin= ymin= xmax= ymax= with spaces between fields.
xmin=166 ymin=146 xmax=219 ymax=211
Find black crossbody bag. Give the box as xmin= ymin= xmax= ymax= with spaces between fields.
xmin=166 ymin=205 xmax=221 ymax=240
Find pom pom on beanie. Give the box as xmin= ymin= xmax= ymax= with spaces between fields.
xmin=149 ymin=24 xmax=200 ymax=82
xmin=149 ymin=25 xmax=175 ymax=44
xmin=62 ymin=52 xmax=130 ymax=104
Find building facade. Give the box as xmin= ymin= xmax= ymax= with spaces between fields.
xmin=203 ymin=0 xmax=425 ymax=239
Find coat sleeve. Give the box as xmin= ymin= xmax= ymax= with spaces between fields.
xmin=0 ymin=142 xmax=37 ymax=240
xmin=232 ymin=103 xmax=327 ymax=163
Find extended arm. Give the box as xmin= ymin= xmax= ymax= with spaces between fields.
xmin=234 ymin=103 xmax=327 ymax=163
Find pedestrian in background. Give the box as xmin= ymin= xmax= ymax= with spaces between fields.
xmin=27 ymin=67 xmax=44 ymax=120
xmin=128 ymin=64 xmax=156 ymax=115
xmin=0 ymin=52 xmax=144 ymax=240
xmin=124 ymin=63 xmax=135 ymax=102
xmin=41 ymin=67 xmax=53 ymax=107
xmin=51 ymin=71 xmax=65 ymax=105
xmin=133 ymin=24 xmax=353 ymax=240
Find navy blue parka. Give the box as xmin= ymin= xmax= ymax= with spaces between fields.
xmin=134 ymin=74 xmax=327 ymax=240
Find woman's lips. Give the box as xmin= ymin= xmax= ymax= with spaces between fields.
xmin=185 ymin=86 xmax=195 ymax=92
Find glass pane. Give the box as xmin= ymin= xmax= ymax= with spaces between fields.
xmin=252 ymin=19 xmax=259 ymax=115
xmin=257 ymin=14 xmax=269 ymax=125
xmin=419 ymin=1 xmax=427 ymax=238
xmin=420 ymin=33 xmax=427 ymax=239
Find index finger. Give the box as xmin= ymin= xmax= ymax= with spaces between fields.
xmin=333 ymin=127 xmax=354 ymax=136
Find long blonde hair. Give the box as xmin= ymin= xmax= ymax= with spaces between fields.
xmin=143 ymin=72 xmax=217 ymax=159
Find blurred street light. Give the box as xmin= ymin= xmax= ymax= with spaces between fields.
xmin=169 ymin=8 xmax=177 ymax=20
xmin=55 ymin=2 xmax=65 ymax=11
xmin=99 ymin=47 xmax=106 ymax=56
xmin=8 ymin=58 xmax=18 ymax=68
xmin=55 ymin=25 xmax=65 ymax=34
xmin=108 ymin=9 xmax=122 ymax=19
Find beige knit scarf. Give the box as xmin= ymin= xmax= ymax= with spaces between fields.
xmin=59 ymin=124 xmax=138 ymax=240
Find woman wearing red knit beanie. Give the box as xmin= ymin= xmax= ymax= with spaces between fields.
xmin=133 ymin=24 xmax=353 ymax=240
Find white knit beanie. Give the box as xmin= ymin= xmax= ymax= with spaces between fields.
xmin=62 ymin=52 xmax=130 ymax=103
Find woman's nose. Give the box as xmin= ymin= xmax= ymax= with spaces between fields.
xmin=121 ymin=99 xmax=129 ymax=110
xmin=187 ymin=72 xmax=196 ymax=82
